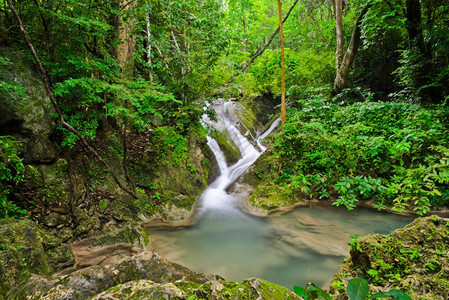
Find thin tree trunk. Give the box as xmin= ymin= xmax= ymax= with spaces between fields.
xmin=146 ymin=1 xmax=153 ymax=82
xmin=335 ymin=0 xmax=343 ymax=68
xmin=328 ymin=0 xmax=335 ymax=19
xmin=277 ymin=0 xmax=286 ymax=128
xmin=332 ymin=4 xmax=371 ymax=95
xmin=6 ymin=0 xmax=138 ymax=199
xmin=223 ymin=0 xmax=300 ymax=87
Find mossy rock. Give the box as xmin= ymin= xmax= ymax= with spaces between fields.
xmin=248 ymin=184 xmax=298 ymax=210
xmin=0 ymin=47 xmax=55 ymax=139
xmin=88 ymin=278 xmax=301 ymax=300
xmin=210 ymin=129 xmax=241 ymax=165
xmin=7 ymin=252 xmax=215 ymax=300
xmin=329 ymin=215 xmax=449 ymax=299
xmin=90 ymin=225 xmax=150 ymax=251
xmin=0 ymin=219 xmax=75 ymax=298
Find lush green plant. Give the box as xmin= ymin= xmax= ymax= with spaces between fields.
xmin=0 ymin=136 xmax=26 ymax=218
xmin=294 ymin=277 xmax=411 ymax=300
xmin=271 ymin=95 xmax=449 ymax=214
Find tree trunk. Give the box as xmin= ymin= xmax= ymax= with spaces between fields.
xmin=405 ymin=0 xmax=434 ymax=102
xmin=332 ymin=5 xmax=371 ymax=95
xmin=277 ymin=0 xmax=286 ymax=128
xmin=335 ymin=0 xmax=343 ymax=68
xmin=117 ymin=0 xmax=137 ymax=75
xmin=405 ymin=0 xmax=426 ymax=53
xmin=328 ymin=0 xmax=335 ymax=19
xmin=146 ymin=1 xmax=153 ymax=82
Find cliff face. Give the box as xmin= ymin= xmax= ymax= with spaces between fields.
xmin=329 ymin=215 xmax=449 ymax=299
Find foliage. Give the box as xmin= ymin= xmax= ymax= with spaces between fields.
xmin=0 ymin=55 xmax=26 ymax=100
xmin=0 ymin=136 xmax=26 ymax=218
xmin=294 ymin=277 xmax=411 ymax=299
xmin=271 ymin=94 xmax=449 ymax=214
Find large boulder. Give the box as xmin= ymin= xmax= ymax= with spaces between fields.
xmin=0 ymin=47 xmax=57 ymax=164
xmin=0 ymin=218 xmax=76 ymax=298
xmin=329 ymin=215 xmax=449 ymax=299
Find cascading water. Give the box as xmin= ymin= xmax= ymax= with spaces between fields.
xmin=148 ymin=100 xmax=415 ymax=289
xmin=199 ymin=101 xmax=279 ymax=215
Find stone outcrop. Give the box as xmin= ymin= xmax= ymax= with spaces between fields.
xmin=6 ymin=251 xmax=300 ymax=300
xmin=329 ymin=216 xmax=449 ymax=299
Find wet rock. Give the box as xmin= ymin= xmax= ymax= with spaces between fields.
xmin=0 ymin=219 xmax=75 ymax=298
xmin=329 ymin=216 xmax=449 ymax=299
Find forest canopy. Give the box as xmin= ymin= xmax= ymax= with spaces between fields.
xmin=1 ymin=0 xmax=449 ymax=217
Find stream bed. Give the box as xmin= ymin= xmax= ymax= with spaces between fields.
xmin=148 ymin=205 xmax=414 ymax=290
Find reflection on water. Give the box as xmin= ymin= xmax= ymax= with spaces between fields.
xmin=148 ymin=206 xmax=414 ymax=289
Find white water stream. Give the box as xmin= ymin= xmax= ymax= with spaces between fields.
xmin=200 ymin=101 xmax=279 ymax=214
xmin=148 ymin=101 xmax=414 ymax=289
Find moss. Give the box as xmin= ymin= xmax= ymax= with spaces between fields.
xmin=210 ymin=129 xmax=241 ymax=165
xmin=329 ymin=216 xmax=449 ymax=299
xmin=0 ymin=219 xmax=75 ymax=298
xmin=249 ymin=184 xmax=297 ymax=210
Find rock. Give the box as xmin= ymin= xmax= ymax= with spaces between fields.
xmin=7 ymin=252 xmax=215 ymax=300
xmin=329 ymin=216 xmax=449 ymax=299
xmin=89 ymin=278 xmax=301 ymax=300
xmin=0 ymin=47 xmax=56 ymax=161
xmin=23 ymin=133 xmax=59 ymax=164
xmin=8 ymin=251 xmax=300 ymax=300
xmin=41 ymin=212 xmax=71 ymax=228
xmin=0 ymin=219 xmax=76 ymax=298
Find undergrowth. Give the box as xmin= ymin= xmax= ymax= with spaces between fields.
xmin=272 ymin=92 xmax=449 ymax=214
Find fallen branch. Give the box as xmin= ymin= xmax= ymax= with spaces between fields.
xmin=7 ymin=0 xmax=138 ymax=199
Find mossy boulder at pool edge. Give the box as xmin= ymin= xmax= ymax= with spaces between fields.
xmin=330 ymin=215 xmax=449 ymax=300
xmin=0 ymin=218 xmax=76 ymax=299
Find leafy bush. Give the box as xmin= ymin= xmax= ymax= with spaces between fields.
xmin=0 ymin=136 xmax=26 ymax=218
xmin=272 ymin=95 xmax=449 ymax=214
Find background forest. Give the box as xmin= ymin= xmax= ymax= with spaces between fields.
xmin=1 ymin=0 xmax=449 ymax=218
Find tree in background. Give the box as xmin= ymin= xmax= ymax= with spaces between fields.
xmin=332 ymin=1 xmax=371 ymax=95
xmin=277 ymin=0 xmax=286 ymax=127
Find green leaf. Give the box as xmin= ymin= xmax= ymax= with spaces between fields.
xmin=293 ymin=285 xmax=305 ymax=296
xmin=347 ymin=278 xmax=370 ymax=300
xmin=369 ymin=292 xmax=389 ymax=299
xmin=386 ymin=289 xmax=412 ymax=300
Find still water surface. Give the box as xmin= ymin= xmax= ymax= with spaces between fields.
xmin=148 ymin=206 xmax=414 ymax=289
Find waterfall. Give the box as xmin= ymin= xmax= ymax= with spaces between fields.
xmin=199 ymin=101 xmax=279 ymax=215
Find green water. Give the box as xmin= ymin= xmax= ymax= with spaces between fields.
xmin=147 ymin=205 xmax=414 ymax=289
